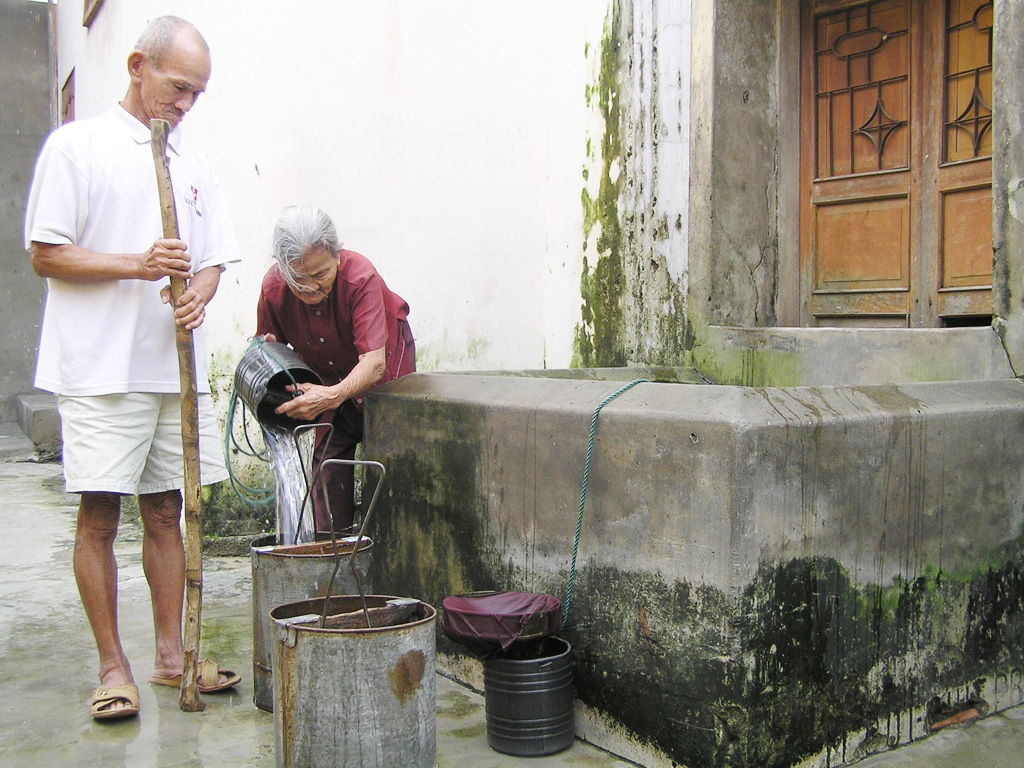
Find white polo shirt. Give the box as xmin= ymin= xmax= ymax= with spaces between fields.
xmin=24 ymin=101 xmax=240 ymax=396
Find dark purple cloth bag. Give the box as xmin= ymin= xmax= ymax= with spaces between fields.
xmin=441 ymin=591 xmax=562 ymax=656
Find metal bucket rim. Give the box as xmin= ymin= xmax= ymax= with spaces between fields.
xmin=271 ymin=595 xmax=437 ymax=635
xmin=250 ymin=534 xmax=373 ymax=559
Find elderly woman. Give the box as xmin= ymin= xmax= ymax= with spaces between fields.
xmin=256 ymin=206 xmax=415 ymax=533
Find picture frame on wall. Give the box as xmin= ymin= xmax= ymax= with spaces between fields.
xmin=83 ymin=0 xmax=104 ymax=28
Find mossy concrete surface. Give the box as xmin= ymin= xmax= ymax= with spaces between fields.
xmin=692 ymin=326 xmax=1016 ymax=388
xmin=576 ymin=1 xmax=690 ymax=371
xmin=365 ymin=373 xmax=1024 ymax=767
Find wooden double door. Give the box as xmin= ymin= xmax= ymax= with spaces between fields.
xmin=800 ymin=0 xmax=993 ymax=327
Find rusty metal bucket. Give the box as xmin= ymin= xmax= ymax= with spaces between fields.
xmin=268 ymin=457 xmax=437 ymax=766
xmin=271 ymin=595 xmax=437 ymax=768
xmin=250 ymin=535 xmax=373 ymax=712
xmin=253 ymin=452 xmax=385 ymax=711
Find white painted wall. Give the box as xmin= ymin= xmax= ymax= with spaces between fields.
xmin=50 ymin=0 xmax=611 ymax=379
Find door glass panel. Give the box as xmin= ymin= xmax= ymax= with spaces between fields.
xmin=944 ymin=0 xmax=993 ymax=162
xmin=814 ymin=0 xmax=910 ymax=178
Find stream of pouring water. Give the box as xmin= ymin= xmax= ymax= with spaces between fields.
xmin=263 ymin=425 xmax=317 ymax=545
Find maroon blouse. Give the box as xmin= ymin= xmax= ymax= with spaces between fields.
xmin=256 ymin=249 xmax=411 ymax=407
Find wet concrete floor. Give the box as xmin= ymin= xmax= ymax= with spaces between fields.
xmin=1 ymin=458 xmax=1022 ymax=767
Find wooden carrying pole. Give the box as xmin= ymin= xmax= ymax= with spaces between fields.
xmin=150 ymin=119 xmax=205 ymax=712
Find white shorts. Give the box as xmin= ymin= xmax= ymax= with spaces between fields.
xmin=58 ymin=393 xmax=229 ymax=495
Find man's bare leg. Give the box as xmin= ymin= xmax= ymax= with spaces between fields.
xmin=74 ymin=492 xmax=134 ymax=713
xmin=138 ymin=490 xmax=186 ymax=680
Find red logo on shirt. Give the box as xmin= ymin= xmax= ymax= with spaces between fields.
xmin=184 ymin=185 xmax=203 ymax=218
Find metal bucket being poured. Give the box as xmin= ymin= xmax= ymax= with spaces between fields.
xmin=234 ymin=341 xmax=322 ymax=429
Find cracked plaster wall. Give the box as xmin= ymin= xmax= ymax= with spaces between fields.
xmin=992 ymin=0 xmax=1024 ymax=374
xmin=688 ymin=0 xmax=779 ymax=336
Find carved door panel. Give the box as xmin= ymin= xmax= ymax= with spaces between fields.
xmin=799 ymin=0 xmax=993 ymax=327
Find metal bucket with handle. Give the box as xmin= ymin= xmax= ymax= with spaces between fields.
xmin=270 ymin=458 xmax=438 ymax=768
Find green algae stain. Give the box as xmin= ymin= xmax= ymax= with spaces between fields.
xmin=737 ymin=348 xmax=803 ymax=387
xmin=559 ymin=549 xmax=1024 ymax=768
xmin=448 ymin=722 xmax=487 ymax=740
xmin=204 ymin=479 xmax=273 ymax=538
xmin=436 ymin=688 xmax=480 ymax=719
xmin=565 ymin=563 xmax=736 ymax=767
xmin=366 ymin=400 xmax=507 ymax=611
xmin=364 ymin=389 xmax=1024 ymax=767
xmin=645 ymin=275 xmax=690 ymax=367
xmin=689 ymin=335 xmax=803 ymax=387
xmin=196 ymin=610 xmax=253 ymax=685
xmin=576 ymin=6 xmax=626 ymax=369
xmin=738 ymin=551 xmax=1024 ymax=768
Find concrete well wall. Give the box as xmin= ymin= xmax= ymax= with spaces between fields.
xmin=365 ymin=373 xmax=1024 ymax=768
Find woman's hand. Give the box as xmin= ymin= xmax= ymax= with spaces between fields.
xmin=274 ymin=382 xmax=341 ymax=421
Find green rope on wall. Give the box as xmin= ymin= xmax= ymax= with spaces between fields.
xmin=561 ymin=378 xmax=648 ymax=629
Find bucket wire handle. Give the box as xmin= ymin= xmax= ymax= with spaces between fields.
xmin=289 ymin=422 xmax=334 ymax=545
xmin=316 ymin=458 xmax=387 ymax=629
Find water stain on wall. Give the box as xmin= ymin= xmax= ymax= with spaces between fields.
xmin=577 ymin=1 xmax=689 ymax=370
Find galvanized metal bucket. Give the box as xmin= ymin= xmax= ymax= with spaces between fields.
xmin=234 ymin=340 xmax=322 ymax=429
xmin=250 ymin=535 xmax=374 ymax=712
xmin=271 ymin=595 xmax=437 ymax=768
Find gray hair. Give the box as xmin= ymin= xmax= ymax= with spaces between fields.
xmin=136 ymin=16 xmax=208 ymax=65
xmin=271 ymin=207 xmax=341 ymax=288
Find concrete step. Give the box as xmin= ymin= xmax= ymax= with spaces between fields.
xmin=0 ymin=420 xmax=38 ymax=462
xmin=15 ymin=392 xmax=60 ymax=452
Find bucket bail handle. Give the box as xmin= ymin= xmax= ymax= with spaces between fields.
xmin=317 ymin=458 xmax=387 ymax=629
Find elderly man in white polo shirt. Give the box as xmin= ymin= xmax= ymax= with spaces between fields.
xmin=24 ymin=16 xmax=241 ymax=720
